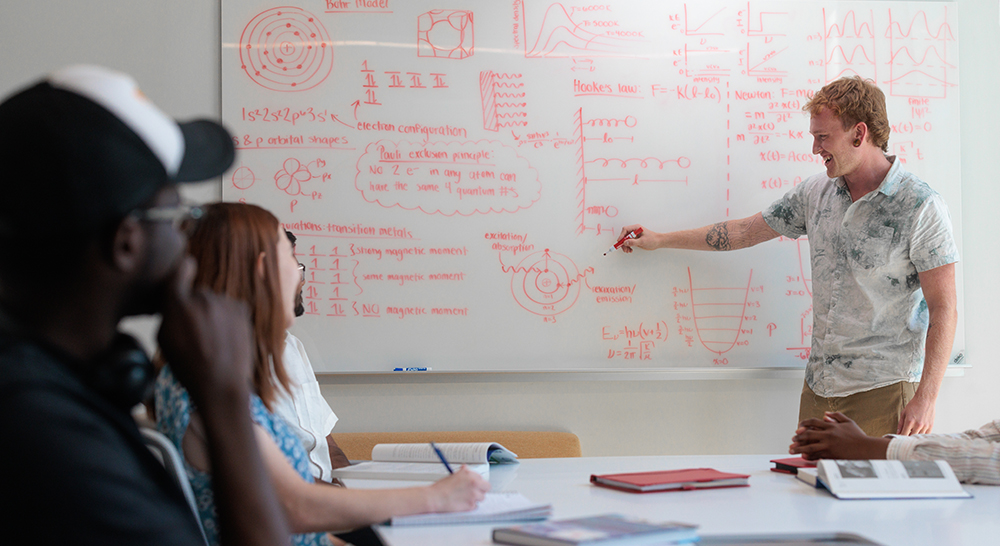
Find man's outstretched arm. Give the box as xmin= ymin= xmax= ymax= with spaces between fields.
xmin=618 ymin=212 xmax=780 ymax=253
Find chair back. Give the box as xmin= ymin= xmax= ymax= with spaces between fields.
xmin=140 ymin=426 xmax=209 ymax=545
xmin=329 ymin=430 xmax=582 ymax=460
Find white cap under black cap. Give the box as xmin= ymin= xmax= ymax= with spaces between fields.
xmin=0 ymin=65 xmax=235 ymax=238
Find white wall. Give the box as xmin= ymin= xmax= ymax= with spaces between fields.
xmin=2 ymin=0 xmax=997 ymax=457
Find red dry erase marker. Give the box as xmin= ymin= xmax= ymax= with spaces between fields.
xmin=604 ymin=227 xmax=643 ymax=255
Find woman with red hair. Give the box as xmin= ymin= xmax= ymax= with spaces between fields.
xmin=154 ymin=202 xmax=489 ymax=546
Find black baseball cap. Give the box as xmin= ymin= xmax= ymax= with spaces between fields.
xmin=0 ymin=65 xmax=235 ymax=239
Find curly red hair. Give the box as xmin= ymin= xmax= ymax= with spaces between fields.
xmin=804 ymin=76 xmax=890 ymax=152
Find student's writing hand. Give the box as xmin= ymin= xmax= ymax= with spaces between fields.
xmin=789 ymin=412 xmax=890 ymax=461
xmin=617 ymin=224 xmax=657 ymax=253
xmin=157 ymin=255 xmax=254 ymax=405
xmin=427 ymin=466 xmax=491 ymax=512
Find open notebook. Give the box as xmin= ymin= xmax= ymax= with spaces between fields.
xmin=385 ymin=491 xmax=551 ymax=526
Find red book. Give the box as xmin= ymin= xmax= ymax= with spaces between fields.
xmin=590 ymin=468 xmax=749 ymax=493
xmin=770 ymin=457 xmax=817 ymax=475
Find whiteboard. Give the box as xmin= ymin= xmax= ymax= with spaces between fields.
xmin=220 ymin=0 xmax=963 ymax=373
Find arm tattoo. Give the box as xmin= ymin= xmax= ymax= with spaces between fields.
xmin=706 ymin=222 xmax=731 ymax=251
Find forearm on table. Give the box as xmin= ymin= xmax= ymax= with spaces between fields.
xmin=283 ymin=480 xmax=432 ymax=533
xmin=260 ymin=427 xmax=435 ymax=532
xmin=889 ymin=435 xmax=1000 ymax=485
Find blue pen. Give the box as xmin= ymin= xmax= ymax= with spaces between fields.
xmin=430 ymin=442 xmax=454 ymax=474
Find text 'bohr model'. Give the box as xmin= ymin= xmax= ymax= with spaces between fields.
xmin=240 ymin=7 xmax=334 ymax=92
xmin=510 ymin=249 xmax=581 ymax=322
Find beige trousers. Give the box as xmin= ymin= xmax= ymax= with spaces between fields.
xmin=798 ymin=380 xmax=918 ymax=437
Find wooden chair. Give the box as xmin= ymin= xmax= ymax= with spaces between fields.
xmin=328 ymin=430 xmax=581 ymax=460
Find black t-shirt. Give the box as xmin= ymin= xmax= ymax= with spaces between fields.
xmin=0 ymin=335 xmax=205 ymax=545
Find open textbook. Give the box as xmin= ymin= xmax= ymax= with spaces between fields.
xmin=331 ymin=442 xmax=517 ymax=481
xmin=812 ymin=460 xmax=971 ymax=499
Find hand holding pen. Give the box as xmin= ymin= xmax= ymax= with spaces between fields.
xmin=605 ymin=226 xmax=645 ymax=255
xmin=427 ymin=442 xmax=491 ymax=511
xmin=430 ymin=442 xmax=454 ymax=474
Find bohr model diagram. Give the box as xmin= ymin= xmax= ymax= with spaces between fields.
xmin=239 ymin=7 xmax=334 ymax=92
xmin=509 ymin=249 xmax=581 ymax=319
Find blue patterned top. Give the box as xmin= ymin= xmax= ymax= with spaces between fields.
xmin=154 ymin=366 xmax=331 ymax=546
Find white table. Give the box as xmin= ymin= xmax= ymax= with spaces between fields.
xmin=344 ymin=454 xmax=1000 ymax=546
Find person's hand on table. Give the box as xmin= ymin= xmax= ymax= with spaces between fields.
xmin=789 ymin=411 xmax=891 ymax=461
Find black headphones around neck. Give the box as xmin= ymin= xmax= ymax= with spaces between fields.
xmin=86 ymin=332 xmax=155 ymax=410
xmin=0 ymin=322 xmax=155 ymax=410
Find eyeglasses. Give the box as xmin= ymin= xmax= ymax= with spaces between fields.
xmin=297 ymin=262 xmax=306 ymax=281
xmin=131 ymin=202 xmax=203 ymax=233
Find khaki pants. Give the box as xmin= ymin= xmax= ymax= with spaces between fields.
xmin=798 ymin=380 xmax=917 ymax=437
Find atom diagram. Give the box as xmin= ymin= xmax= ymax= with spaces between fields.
xmin=239 ymin=7 xmax=334 ymax=92
xmin=509 ymin=249 xmax=581 ymax=318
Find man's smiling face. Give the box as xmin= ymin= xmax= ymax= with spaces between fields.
xmin=810 ymin=107 xmax=862 ymax=180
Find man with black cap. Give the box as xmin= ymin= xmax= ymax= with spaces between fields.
xmin=0 ymin=66 xmax=290 ymax=545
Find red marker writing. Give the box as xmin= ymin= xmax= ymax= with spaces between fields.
xmin=604 ymin=227 xmax=643 ymax=256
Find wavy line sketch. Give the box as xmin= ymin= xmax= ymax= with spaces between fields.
xmin=239 ymin=7 xmax=333 ymax=92
xmin=828 ymin=45 xmax=876 ymax=66
xmin=688 ymin=267 xmax=754 ymax=355
xmin=481 ymin=71 xmax=527 ymax=131
xmin=509 ymin=249 xmax=581 ymax=320
xmin=823 ymin=9 xmax=876 ymax=82
xmin=887 ymin=10 xmax=955 ymax=40
xmin=417 ymin=10 xmax=474 ymax=59
xmin=826 ymin=45 xmax=876 ymax=80
xmin=888 ymin=46 xmax=954 ymax=67
xmin=826 ymin=10 xmax=874 ymax=38
xmin=885 ymin=8 xmax=956 ymax=98
xmin=524 ymin=3 xmax=634 ymax=58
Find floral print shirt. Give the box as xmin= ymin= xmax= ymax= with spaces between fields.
xmin=763 ymin=157 xmax=958 ymax=396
